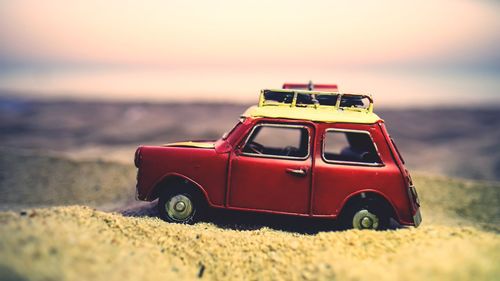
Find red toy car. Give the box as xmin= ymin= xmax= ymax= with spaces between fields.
xmin=134 ymin=83 xmax=421 ymax=230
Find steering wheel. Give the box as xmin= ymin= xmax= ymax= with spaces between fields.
xmin=247 ymin=142 xmax=264 ymax=154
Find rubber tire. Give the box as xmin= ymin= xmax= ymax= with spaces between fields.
xmin=341 ymin=200 xmax=390 ymax=230
xmin=157 ymin=188 xmax=205 ymax=224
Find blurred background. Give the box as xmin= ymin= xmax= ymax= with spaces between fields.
xmin=2 ymin=3 xmax=500 ymax=281
xmin=1 ymin=0 xmax=499 ymax=104
xmin=0 ymin=0 xmax=499 ymax=194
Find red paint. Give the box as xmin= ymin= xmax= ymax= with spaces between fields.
xmin=283 ymin=83 xmax=338 ymax=91
xmin=135 ymin=117 xmax=420 ymax=226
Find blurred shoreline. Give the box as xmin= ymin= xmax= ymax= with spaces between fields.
xmin=1 ymin=94 xmax=499 ymax=181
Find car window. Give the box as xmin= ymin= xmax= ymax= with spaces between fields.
xmin=323 ymin=130 xmax=382 ymax=165
xmin=222 ymin=119 xmax=243 ymax=140
xmin=242 ymin=125 xmax=309 ymax=159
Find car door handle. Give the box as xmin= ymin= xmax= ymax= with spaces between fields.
xmin=285 ymin=168 xmax=307 ymax=177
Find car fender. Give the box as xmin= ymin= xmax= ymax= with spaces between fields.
xmin=147 ymin=172 xmax=212 ymax=206
xmin=338 ymin=189 xmax=401 ymax=222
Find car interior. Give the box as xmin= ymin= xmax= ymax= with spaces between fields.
xmin=323 ymin=131 xmax=381 ymax=164
xmin=242 ymin=125 xmax=309 ymax=158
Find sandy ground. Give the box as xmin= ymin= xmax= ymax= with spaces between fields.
xmin=0 ymin=149 xmax=136 ymax=211
xmin=1 ymin=207 xmax=499 ymax=281
xmin=0 ymin=149 xmax=499 ymax=281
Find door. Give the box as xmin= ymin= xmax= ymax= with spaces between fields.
xmin=312 ymin=125 xmax=397 ymax=216
xmin=228 ymin=123 xmax=312 ymax=214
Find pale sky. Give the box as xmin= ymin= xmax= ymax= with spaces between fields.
xmin=0 ymin=0 xmax=499 ymax=106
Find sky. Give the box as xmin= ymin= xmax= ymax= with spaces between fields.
xmin=0 ymin=0 xmax=499 ymax=106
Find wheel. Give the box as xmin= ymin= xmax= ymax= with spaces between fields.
xmin=157 ymin=188 xmax=204 ymax=224
xmin=341 ymin=200 xmax=390 ymax=230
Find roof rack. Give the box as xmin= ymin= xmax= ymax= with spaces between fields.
xmin=258 ymin=89 xmax=374 ymax=113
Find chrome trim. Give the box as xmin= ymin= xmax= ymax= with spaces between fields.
xmin=240 ymin=123 xmax=311 ymax=161
xmin=323 ymin=160 xmax=384 ymax=167
xmin=321 ymin=128 xmax=384 ymax=167
xmin=285 ymin=168 xmax=307 ymax=177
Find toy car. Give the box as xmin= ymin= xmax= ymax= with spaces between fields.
xmin=134 ymin=83 xmax=421 ymax=230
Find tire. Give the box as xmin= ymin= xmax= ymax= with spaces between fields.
xmin=157 ymin=187 xmax=205 ymax=224
xmin=341 ymin=200 xmax=390 ymax=230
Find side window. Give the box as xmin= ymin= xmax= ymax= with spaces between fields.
xmin=242 ymin=125 xmax=309 ymax=159
xmin=323 ymin=130 xmax=382 ymax=165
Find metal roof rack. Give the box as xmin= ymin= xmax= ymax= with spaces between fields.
xmin=258 ymin=88 xmax=374 ymax=113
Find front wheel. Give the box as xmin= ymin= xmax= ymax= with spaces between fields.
xmin=158 ymin=189 xmax=204 ymax=224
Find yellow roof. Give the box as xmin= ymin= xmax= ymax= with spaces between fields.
xmin=242 ymin=89 xmax=381 ymax=124
xmin=242 ymin=105 xmax=381 ymax=124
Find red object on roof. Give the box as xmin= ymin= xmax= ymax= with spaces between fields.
xmin=283 ymin=82 xmax=338 ymax=91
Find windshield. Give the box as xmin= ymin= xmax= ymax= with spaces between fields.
xmin=222 ymin=119 xmax=244 ymax=140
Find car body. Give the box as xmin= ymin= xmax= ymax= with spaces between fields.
xmin=134 ymin=85 xmax=421 ymax=230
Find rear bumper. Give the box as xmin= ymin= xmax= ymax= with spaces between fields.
xmin=413 ymin=208 xmax=422 ymax=227
xmin=407 ymin=184 xmax=422 ymax=227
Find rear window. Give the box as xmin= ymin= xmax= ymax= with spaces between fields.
xmin=323 ymin=130 xmax=382 ymax=165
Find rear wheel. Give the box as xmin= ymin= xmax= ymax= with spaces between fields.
xmin=158 ymin=188 xmax=204 ymax=224
xmin=342 ymin=200 xmax=390 ymax=230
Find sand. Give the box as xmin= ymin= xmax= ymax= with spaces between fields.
xmin=0 ymin=149 xmax=136 ymax=211
xmin=0 ymin=152 xmax=499 ymax=281
xmin=0 ymin=206 xmax=499 ymax=281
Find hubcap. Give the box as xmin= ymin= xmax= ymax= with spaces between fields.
xmin=360 ymin=216 xmax=373 ymax=228
xmin=353 ymin=209 xmax=379 ymax=230
xmin=175 ymin=201 xmax=186 ymax=212
xmin=165 ymin=194 xmax=193 ymax=222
